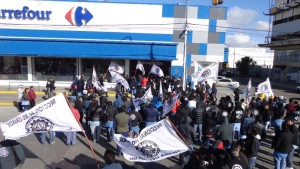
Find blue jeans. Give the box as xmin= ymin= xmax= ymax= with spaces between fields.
xmin=145 ymin=121 xmax=156 ymax=127
xmin=90 ymin=124 xmax=101 ymax=141
xmin=66 ymin=131 xmax=77 ymax=145
xmin=179 ymin=144 xmax=193 ymax=166
xmin=204 ymin=137 xmax=212 ymax=148
xmin=247 ymin=157 xmax=257 ymax=169
xmin=131 ymin=125 xmax=140 ymax=134
xmin=106 ymin=121 xmax=114 ymax=141
xmin=193 ymin=124 xmax=202 ymax=143
xmin=232 ymin=123 xmax=241 ymax=140
xmin=274 ymin=150 xmax=288 ymax=169
xmin=286 ymin=146 xmax=295 ymax=168
xmin=40 ymin=131 xmax=55 ymax=144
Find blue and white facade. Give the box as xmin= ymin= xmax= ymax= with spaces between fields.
xmin=0 ymin=0 xmax=227 ymax=87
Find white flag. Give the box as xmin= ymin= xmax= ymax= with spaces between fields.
xmin=136 ymin=61 xmax=145 ymax=75
xmin=191 ymin=74 xmax=200 ymax=82
xmin=92 ymin=66 xmax=104 ymax=91
xmin=246 ymin=78 xmax=251 ymax=97
xmin=255 ymin=78 xmax=274 ymax=97
xmin=132 ymin=88 xmax=153 ymax=108
xmin=141 ymin=88 xmax=153 ymax=101
xmin=149 ymin=64 xmax=164 ymax=77
xmin=108 ymin=61 xmax=124 ymax=74
xmin=110 ymin=71 xmax=130 ymax=90
xmin=197 ymin=62 xmax=219 ymax=82
xmin=0 ymin=93 xmax=82 ymax=140
xmin=114 ymin=119 xmax=188 ymax=162
xmin=159 ymin=81 xmax=163 ymax=99
xmin=162 ymin=94 xmax=179 ymax=116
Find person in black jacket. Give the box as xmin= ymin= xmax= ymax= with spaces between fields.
xmin=230 ymin=102 xmax=244 ymax=141
xmin=75 ymin=96 xmax=84 ymax=124
xmin=285 ymin=117 xmax=299 ymax=169
xmin=76 ymin=75 xmax=85 ymax=96
xmin=46 ymin=78 xmax=55 ymax=98
xmin=127 ymin=105 xmax=143 ymax=137
xmin=105 ymin=101 xmax=118 ymax=142
xmin=272 ymin=123 xmax=294 ymax=169
xmin=99 ymin=92 xmax=108 ymax=109
xmin=88 ymin=105 xmax=102 ymax=142
xmin=0 ymin=140 xmax=25 ymax=169
xmin=178 ymin=116 xmax=196 ymax=166
xmin=244 ymin=124 xmax=260 ymax=169
xmin=191 ymin=102 xmax=206 ymax=144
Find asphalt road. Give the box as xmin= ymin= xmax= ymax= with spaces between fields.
xmin=0 ymin=83 xmax=300 ymax=169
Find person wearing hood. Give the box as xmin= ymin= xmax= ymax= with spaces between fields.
xmin=178 ymin=116 xmax=196 ymax=166
xmin=216 ymin=111 xmax=233 ymax=150
xmin=142 ymin=102 xmax=160 ymax=127
xmin=176 ymin=98 xmax=191 ymax=126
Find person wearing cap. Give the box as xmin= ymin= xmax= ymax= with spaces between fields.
xmin=17 ymin=85 xmax=23 ymax=112
xmin=28 ymin=86 xmax=36 ymax=108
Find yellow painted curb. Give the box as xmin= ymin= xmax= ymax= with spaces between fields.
xmin=0 ymin=102 xmax=14 ymax=106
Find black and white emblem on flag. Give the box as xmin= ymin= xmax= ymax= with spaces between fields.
xmin=25 ymin=116 xmax=54 ymax=133
xmin=135 ymin=140 xmax=160 ymax=158
xmin=263 ymin=84 xmax=268 ymax=91
xmin=201 ymin=69 xmax=211 ymax=78
xmin=156 ymin=68 xmax=160 ymax=74
xmin=0 ymin=147 xmax=9 ymax=157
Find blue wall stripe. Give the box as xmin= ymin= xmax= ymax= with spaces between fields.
xmin=219 ymin=32 xmax=226 ymax=44
xmin=0 ymin=40 xmax=177 ymax=60
xmin=186 ymin=54 xmax=191 ymax=66
xmin=187 ymin=31 xmax=193 ymax=43
xmin=0 ymin=28 xmax=174 ymax=42
xmin=171 ymin=66 xmax=183 ymax=77
xmin=162 ymin=5 xmax=174 ymax=18
xmin=209 ymin=20 xmax=217 ymax=32
xmin=197 ymin=6 xmax=209 ymax=19
xmin=199 ymin=43 xmax=207 ymax=55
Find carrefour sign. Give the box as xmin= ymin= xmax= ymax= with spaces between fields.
xmin=0 ymin=6 xmax=52 ymax=20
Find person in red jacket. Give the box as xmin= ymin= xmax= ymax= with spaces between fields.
xmin=66 ymin=102 xmax=81 ymax=145
xmin=28 ymin=86 xmax=36 ymax=108
xmin=141 ymin=76 xmax=148 ymax=91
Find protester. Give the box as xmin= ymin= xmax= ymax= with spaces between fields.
xmin=285 ymin=117 xmax=299 ymax=169
xmin=46 ymin=77 xmax=56 ymax=98
xmin=244 ymin=124 xmax=260 ymax=169
xmin=127 ymin=105 xmax=143 ymax=137
xmin=28 ymin=86 xmax=36 ymax=108
xmin=191 ymin=102 xmax=205 ymax=144
xmin=105 ymin=101 xmax=118 ymax=142
xmin=143 ymin=102 xmax=160 ymax=127
xmin=17 ymin=85 xmax=23 ymax=112
xmin=215 ymin=112 xmax=233 ymax=150
xmin=66 ymin=101 xmax=81 ymax=145
xmin=88 ymin=105 xmax=102 ymax=143
xmin=21 ymin=88 xmax=30 ymax=112
xmin=0 ymin=139 xmax=25 ymax=169
xmin=77 ymin=74 xmax=85 ymax=96
xmin=103 ymin=149 xmax=123 ymax=169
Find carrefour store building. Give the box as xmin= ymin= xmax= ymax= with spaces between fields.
xmin=0 ymin=0 xmax=227 ymax=87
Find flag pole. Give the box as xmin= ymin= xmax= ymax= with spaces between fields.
xmin=63 ymin=93 xmax=100 ymax=169
xmin=166 ymin=118 xmax=200 ymax=160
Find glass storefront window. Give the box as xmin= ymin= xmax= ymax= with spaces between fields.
xmin=0 ymin=56 xmax=27 ymax=80
xmin=82 ymin=59 xmax=125 ymax=83
xmin=33 ymin=57 xmax=76 ymax=81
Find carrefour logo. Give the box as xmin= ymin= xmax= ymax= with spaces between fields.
xmin=0 ymin=6 xmax=52 ymax=21
xmin=65 ymin=6 xmax=93 ymax=26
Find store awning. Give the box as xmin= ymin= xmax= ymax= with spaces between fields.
xmin=0 ymin=37 xmax=178 ymax=61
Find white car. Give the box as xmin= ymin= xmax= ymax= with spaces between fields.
xmin=216 ymin=78 xmax=240 ymax=88
xmin=297 ymin=86 xmax=300 ymax=93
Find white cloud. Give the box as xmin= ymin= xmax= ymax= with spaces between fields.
xmin=227 ymin=7 xmax=258 ymax=27
xmin=226 ymin=33 xmax=257 ymax=48
xmin=255 ymin=21 xmax=271 ymax=31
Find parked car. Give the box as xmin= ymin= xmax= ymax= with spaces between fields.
xmin=216 ymin=78 xmax=240 ymax=88
xmin=297 ymin=86 xmax=300 ymax=93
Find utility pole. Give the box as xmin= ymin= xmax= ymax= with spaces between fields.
xmin=182 ymin=0 xmax=189 ymax=91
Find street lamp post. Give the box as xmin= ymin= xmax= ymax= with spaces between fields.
xmin=182 ymin=0 xmax=189 ymax=91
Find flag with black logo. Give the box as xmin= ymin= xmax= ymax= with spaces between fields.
xmin=246 ymin=78 xmax=251 ymax=102
xmin=108 ymin=61 xmax=124 ymax=74
xmin=0 ymin=93 xmax=82 ymax=140
xmin=136 ymin=61 xmax=145 ymax=75
xmin=197 ymin=62 xmax=219 ymax=82
xmin=162 ymin=94 xmax=179 ymax=116
xmin=114 ymin=119 xmax=188 ymax=162
xmin=92 ymin=66 xmax=104 ymax=91
xmin=110 ymin=71 xmax=130 ymax=90
xmin=255 ymin=77 xmax=274 ymax=97
xmin=132 ymin=88 xmax=153 ymax=108
xmin=149 ymin=64 xmax=164 ymax=77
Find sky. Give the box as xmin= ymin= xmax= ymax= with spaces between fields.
xmin=108 ymin=0 xmax=273 ymax=48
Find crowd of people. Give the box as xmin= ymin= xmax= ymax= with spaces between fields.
xmin=16 ymin=74 xmax=300 ymax=169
